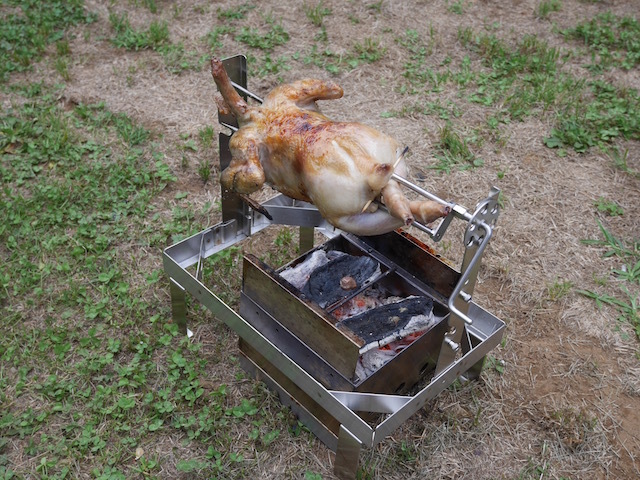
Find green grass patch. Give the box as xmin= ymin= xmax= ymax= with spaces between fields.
xmin=236 ymin=22 xmax=290 ymax=51
xmin=217 ymin=3 xmax=256 ymax=21
xmin=594 ymin=197 xmax=624 ymax=216
xmin=396 ymin=28 xmax=441 ymax=92
xmin=547 ymin=278 xmax=574 ymax=301
xmin=304 ymin=1 xmax=332 ymax=27
xmin=564 ymin=11 xmax=640 ymax=72
xmin=536 ymin=0 xmax=562 ymax=19
xmin=431 ymin=123 xmax=483 ymax=173
xmin=0 ymin=84 xmax=291 ymax=478
xmin=396 ymin=26 xmax=639 ymax=155
xmin=465 ymin=32 xmax=576 ymax=120
xmin=447 ymin=0 xmax=466 ymax=15
xmin=579 ymin=221 xmax=640 ymax=339
xmin=207 ymin=25 xmax=235 ymax=52
xmin=299 ymin=38 xmax=387 ymax=76
xmin=109 ymin=12 xmax=205 ymax=73
xmin=0 ymin=91 xmax=169 ymax=305
xmin=544 ymin=80 xmax=640 ymax=152
xmin=109 ymin=12 xmax=170 ymax=51
xmin=354 ymin=37 xmax=387 ymax=63
xmin=0 ymin=0 xmax=95 ymax=82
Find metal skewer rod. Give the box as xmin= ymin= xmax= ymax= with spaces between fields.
xmin=390 ymin=173 xmax=473 ymax=222
xmin=231 ymin=80 xmax=264 ymax=103
xmin=390 ymin=173 xmax=452 ymax=210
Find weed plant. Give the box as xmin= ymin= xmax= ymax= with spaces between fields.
xmin=217 ymin=3 xmax=256 ymax=21
xmin=536 ymin=0 xmax=562 ymax=19
xmin=110 ymin=12 xmax=170 ymax=51
xmin=236 ymin=23 xmax=290 ymax=51
xmin=579 ymin=222 xmax=640 ymax=339
xmin=304 ymin=1 xmax=332 ymax=28
xmin=431 ymin=123 xmax=483 ymax=172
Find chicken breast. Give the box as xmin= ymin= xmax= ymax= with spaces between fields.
xmin=210 ymin=57 xmax=449 ymax=235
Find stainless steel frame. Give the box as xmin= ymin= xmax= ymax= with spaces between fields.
xmin=162 ymin=55 xmax=506 ymax=479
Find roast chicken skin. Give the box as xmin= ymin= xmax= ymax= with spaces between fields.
xmin=211 ymin=57 xmax=449 ymax=236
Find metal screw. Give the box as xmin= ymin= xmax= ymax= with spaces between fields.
xmin=444 ymin=338 xmax=459 ymax=351
xmin=459 ymin=291 xmax=472 ymax=303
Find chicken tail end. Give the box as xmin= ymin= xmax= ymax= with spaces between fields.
xmin=367 ymin=163 xmax=394 ymax=192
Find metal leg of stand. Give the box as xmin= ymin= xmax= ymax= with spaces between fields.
xmin=170 ymin=278 xmax=187 ymax=335
xmin=460 ymin=327 xmax=485 ymax=382
xmin=333 ymin=425 xmax=362 ymax=480
xmin=299 ymin=226 xmax=315 ymax=253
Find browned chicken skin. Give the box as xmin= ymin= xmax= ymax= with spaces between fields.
xmin=211 ymin=57 xmax=449 ymax=235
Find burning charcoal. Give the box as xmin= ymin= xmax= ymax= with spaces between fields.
xmin=302 ymin=254 xmax=380 ymax=308
xmin=338 ymin=296 xmax=433 ymax=347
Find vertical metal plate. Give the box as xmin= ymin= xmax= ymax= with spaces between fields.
xmin=169 ymin=278 xmax=187 ymax=335
xmin=218 ymin=55 xmax=247 ymax=129
xmin=334 ymin=426 xmax=362 ymax=479
xmin=217 ymin=55 xmax=251 ymax=233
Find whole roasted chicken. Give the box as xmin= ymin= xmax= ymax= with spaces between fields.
xmin=211 ymin=57 xmax=449 ymax=236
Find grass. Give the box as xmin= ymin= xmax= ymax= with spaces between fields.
xmin=396 ymin=28 xmax=439 ymax=92
xmin=393 ymin=17 xmax=639 ymax=159
xmin=207 ymin=25 xmax=235 ymax=52
xmin=579 ymin=221 xmax=640 ymax=339
xmin=109 ymin=11 xmax=206 ymax=73
xmin=0 ymin=0 xmax=95 ymax=82
xmin=536 ymin=0 xmax=562 ymax=19
xmin=1 ymin=88 xmax=174 ymax=477
xmin=0 ymin=83 xmax=297 ymax=478
xmin=236 ymin=21 xmax=290 ymax=51
xmin=605 ymin=145 xmax=640 ymax=178
xmin=431 ymin=123 xmax=483 ymax=173
xmin=300 ymin=36 xmax=387 ymax=76
xmin=109 ymin=12 xmax=170 ymax=51
xmin=217 ymin=3 xmax=256 ymax=20
xmin=447 ymin=0 xmax=466 ymax=15
xmin=544 ymin=80 xmax=640 ymax=153
xmin=304 ymin=1 xmax=332 ymax=27
xmin=594 ymin=197 xmax=624 ymax=216
xmin=564 ymin=11 xmax=640 ymax=71
xmin=547 ymin=278 xmax=574 ymax=301
xmin=354 ymin=37 xmax=387 ymax=63
xmin=264 ymin=227 xmax=299 ymax=267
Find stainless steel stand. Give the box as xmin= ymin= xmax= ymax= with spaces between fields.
xmin=163 ymin=55 xmax=505 ymax=479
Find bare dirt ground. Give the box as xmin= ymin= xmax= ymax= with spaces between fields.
xmin=12 ymin=0 xmax=640 ymax=478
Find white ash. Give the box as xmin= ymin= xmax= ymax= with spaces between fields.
xmin=279 ymin=249 xmax=344 ymax=290
xmin=358 ymin=308 xmax=436 ymax=355
xmin=354 ymin=310 xmax=437 ymax=381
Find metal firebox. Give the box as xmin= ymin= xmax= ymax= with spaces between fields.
xmin=162 ymin=55 xmax=506 ymax=479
